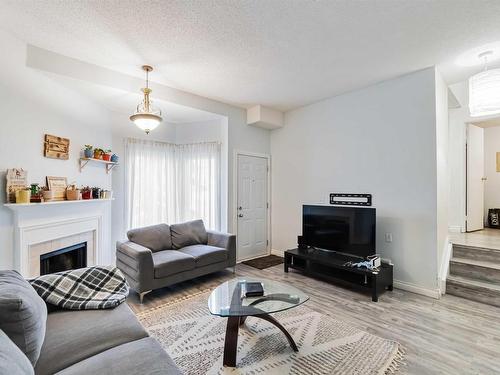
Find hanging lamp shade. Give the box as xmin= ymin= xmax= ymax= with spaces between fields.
xmin=130 ymin=65 xmax=162 ymax=134
xmin=469 ymin=51 xmax=500 ymax=118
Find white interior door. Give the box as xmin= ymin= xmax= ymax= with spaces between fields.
xmin=237 ymin=154 xmax=268 ymax=260
xmin=466 ymin=124 xmax=485 ymax=232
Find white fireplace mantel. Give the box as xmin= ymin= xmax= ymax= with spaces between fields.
xmin=5 ymin=199 xmax=111 ymax=277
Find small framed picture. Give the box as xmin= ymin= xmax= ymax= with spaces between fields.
xmin=46 ymin=176 xmax=67 ymax=201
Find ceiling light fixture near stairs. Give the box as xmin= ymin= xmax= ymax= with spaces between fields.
xmin=469 ymin=51 xmax=500 ymax=117
xmin=130 ymin=65 xmax=162 ymax=134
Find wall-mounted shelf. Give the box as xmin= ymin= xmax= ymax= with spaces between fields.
xmin=79 ymin=158 xmax=118 ymax=174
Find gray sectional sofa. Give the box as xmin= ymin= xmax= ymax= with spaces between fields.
xmin=116 ymin=219 xmax=236 ymax=302
xmin=0 ymin=270 xmax=181 ymax=375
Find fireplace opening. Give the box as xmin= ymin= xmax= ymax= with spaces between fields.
xmin=40 ymin=242 xmax=87 ymax=275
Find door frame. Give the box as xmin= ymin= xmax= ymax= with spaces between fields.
xmin=465 ymin=122 xmax=485 ymax=232
xmin=232 ymin=150 xmax=271 ymax=261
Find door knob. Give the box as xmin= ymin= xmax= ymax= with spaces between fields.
xmin=481 ymin=177 xmax=487 ymax=181
xmin=238 ymin=214 xmax=243 ymax=218
xmin=238 ymin=206 xmax=242 ymax=210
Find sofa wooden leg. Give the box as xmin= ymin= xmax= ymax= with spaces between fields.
xmin=139 ymin=290 xmax=152 ymax=304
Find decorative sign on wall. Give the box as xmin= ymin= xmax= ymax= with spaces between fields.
xmin=496 ymin=152 xmax=500 ymax=172
xmin=44 ymin=134 xmax=70 ymax=160
xmin=330 ymin=193 xmax=372 ymax=206
xmin=5 ymin=168 xmax=28 ymax=203
xmin=46 ymin=176 xmax=68 ymax=201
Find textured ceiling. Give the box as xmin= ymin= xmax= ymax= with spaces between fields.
xmin=1 ymin=0 xmax=500 ymax=111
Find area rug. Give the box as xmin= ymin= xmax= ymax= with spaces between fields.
xmin=241 ymin=255 xmax=284 ymax=270
xmin=137 ymin=291 xmax=404 ymax=374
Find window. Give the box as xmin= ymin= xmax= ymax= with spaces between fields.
xmin=124 ymin=138 xmax=221 ymax=230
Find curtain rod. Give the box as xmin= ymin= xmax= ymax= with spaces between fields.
xmin=125 ymin=137 xmax=222 ymax=146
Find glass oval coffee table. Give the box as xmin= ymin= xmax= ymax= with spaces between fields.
xmin=208 ymin=277 xmax=309 ymax=367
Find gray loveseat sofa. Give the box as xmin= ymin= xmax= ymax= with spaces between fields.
xmin=116 ymin=219 xmax=236 ymax=302
xmin=0 ymin=270 xmax=181 ymax=375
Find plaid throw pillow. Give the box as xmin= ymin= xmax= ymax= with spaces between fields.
xmin=29 ymin=266 xmax=129 ymax=310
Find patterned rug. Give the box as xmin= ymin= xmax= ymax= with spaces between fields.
xmin=137 ymin=291 xmax=404 ymax=374
xmin=242 ymin=255 xmax=284 ymax=270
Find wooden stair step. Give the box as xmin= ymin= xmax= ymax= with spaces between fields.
xmin=446 ymin=275 xmax=500 ymax=308
xmin=450 ymin=257 xmax=500 ymax=284
xmin=452 ymin=244 xmax=500 ymax=263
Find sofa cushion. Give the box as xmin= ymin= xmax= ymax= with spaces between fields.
xmin=127 ymin=223 xmax=172 ymax=252
xmin=170 ymin=219 xmax=208 ymax=249
xmin=55 ymin=337 xmax=182 ymax=375
xmin=35 ymin=303 xmax=148 ymax=375
xmin=0 ymin=329 xmax=34 ymax=375
xmin=152 ymin=250 xmax=196 ymax=279
xmin=180 ymin=245 xmax=228 ymax=267
xmin=0 ymin=270 xmax=47 ymax=366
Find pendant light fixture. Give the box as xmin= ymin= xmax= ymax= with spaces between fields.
xmin=130 ymin=65 xmax=162 ymax=134
xmin=469 ymin=51 xmax=500 ymax=117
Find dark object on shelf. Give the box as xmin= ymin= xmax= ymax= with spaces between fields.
xmin=488 ymin=208 xmax=500 ymax=228
xmin=241 ymin=255 xmax=283 ymax=270
xmin=92 ymin=187 xmax=101 ymax=199
xmin=244 ymin=282 xmax=264 ymax=297
xmin=330 ymin=193 xmax=372 ymax=206
xmin=284 ymin=248 xmax=393 ymax=302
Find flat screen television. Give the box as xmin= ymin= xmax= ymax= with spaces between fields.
xmin=302 ymin=205 xmax=376 ymax=258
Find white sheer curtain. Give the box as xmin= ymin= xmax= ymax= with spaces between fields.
xmin=124 ymin=138 xmax=221 ymax=231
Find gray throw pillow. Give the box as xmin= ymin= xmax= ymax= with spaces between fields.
xmin=127 ymin=223 xmax=172 ymax=252
xmin=170 ymin=219 xmax=208 ymax=249
xmin=0 ymin=329 xmax=34 ymax=375
xmin=0 ymin=270 xmax=47 ymax=366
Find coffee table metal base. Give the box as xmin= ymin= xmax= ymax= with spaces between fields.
xmin=223 ymin=314 xmax=298 ymax=367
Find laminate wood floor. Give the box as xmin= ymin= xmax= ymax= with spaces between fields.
xmin=128 ymin=264 xmax=500 ymax=374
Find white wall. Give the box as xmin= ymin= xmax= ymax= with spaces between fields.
xmin=484 ymin=126 xmax=500 ymax=219
xmin=271 ymin=67 xmax=442 ymax=294
xmin=448 ymin=81 xmax=468 ymax=232
xmin=435 ymin=68 xmax=449 ymax=279
xmin=0 ymin=30 xmax=113 ymax=269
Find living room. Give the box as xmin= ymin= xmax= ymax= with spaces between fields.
xmin=1 ymin=2 xmax=499 ymax=375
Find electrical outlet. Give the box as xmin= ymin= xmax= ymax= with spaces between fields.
xmin=385 ymin=233 xmax=393 ymax=243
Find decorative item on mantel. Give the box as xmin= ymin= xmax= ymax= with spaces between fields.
xmin=5 ymin=168 xmax=28 ymax=203
xmin=81 ymin=186 xmax=92 ymax=200
xmin=44 ymin=134 xmax=70 ymax=160
xmin=66 ymin=184 xmax=80 ymax=201
xmin=30 ymin=183 xmax=42 ymax=203
xmin=41 ymin=186 xmax=55 ymax=202
xmin=46 ymin=176 xmax=68 ymax=201
xmin=15 ymin=187 xmax=31 ymax=204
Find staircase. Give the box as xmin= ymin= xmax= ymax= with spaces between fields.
xmin=446 ymin=244 xmax=500 ymax=307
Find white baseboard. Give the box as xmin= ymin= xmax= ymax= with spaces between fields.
xmin=448 ymin=226 xmax=463 ymax=233
xmin=393 ymin=280 xmax=441 ymax=299
xmin=271 ymin=248 xmax=284 ymax=257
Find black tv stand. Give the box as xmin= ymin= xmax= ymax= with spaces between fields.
xmin=284 ymin=248 xmax=393 ymax=302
